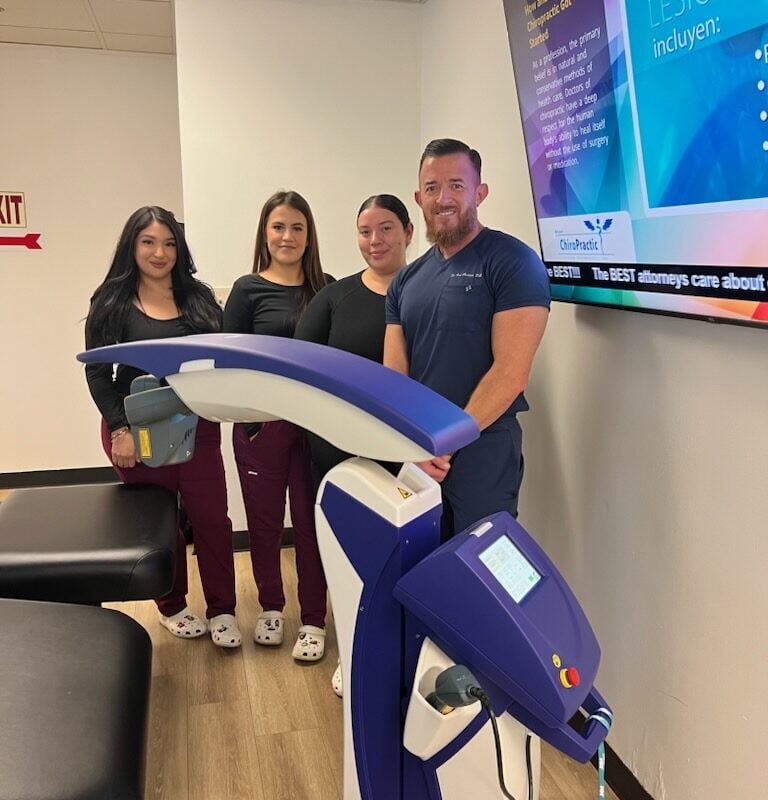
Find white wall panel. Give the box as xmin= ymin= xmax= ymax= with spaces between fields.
xmin=0 ymin=43 xmax=182 ymax=472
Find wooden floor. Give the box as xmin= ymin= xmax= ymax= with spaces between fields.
xmin=102 ymin=546 xmax=617 ymax=800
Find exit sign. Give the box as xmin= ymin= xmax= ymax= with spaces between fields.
xmin=0 ymin=192 xmax=26 ymax=227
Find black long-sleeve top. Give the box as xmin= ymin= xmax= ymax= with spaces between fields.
xmin=294 ymin=271 xmax=398 ymax=478
xmin=85 ymin=304 xmax=206 ymax=432
xmin=223 ymin=273 xmax=335 ymax=337
xmin=293 ymin=271 xmax=387 ymax=362
xmin=223 ymin=272 xmax=335 ymax=437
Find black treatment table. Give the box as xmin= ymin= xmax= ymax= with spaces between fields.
xmin=0 ymin=598 xmax=152 ymax=800
xmin=0 ymin=482 xmax=180 ymax=799
xmin=0 ymin=482 xmax=177 ymax=603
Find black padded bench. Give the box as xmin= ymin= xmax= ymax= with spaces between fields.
xmin=0 ymin=598 xmax=152 ymax=800
xmin=0 ymin=482 xmax=177 ymax=603
xmin=0 ymin=482 xmax=179 ymax=800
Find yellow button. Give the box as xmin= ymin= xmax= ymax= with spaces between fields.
xmin=552 ymin=654 xmax=561 ymax=668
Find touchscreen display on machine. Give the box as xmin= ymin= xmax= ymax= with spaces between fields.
xmin=479 ymin=535 xmax=541 ymax=603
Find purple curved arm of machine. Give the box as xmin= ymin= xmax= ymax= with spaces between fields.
xmin=77 ymin=333 xmax=480 ymax=457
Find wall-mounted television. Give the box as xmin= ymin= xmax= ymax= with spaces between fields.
xmin=503 ymin=0 xmax=768 ymax=328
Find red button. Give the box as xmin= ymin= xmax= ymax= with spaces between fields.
xmin=559 ymin=666 xmax=581 ymax=688
xmin=566 ymin=667 xmax=580 ymax=687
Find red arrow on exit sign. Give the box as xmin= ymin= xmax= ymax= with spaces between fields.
xmin=0 ymin=233 xmax=42 ymax=250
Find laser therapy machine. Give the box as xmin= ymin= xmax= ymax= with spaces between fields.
xmin=79 ymin=334 xmax=612 ymax=800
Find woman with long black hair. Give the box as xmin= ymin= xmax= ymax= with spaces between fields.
xmin=224 ymin=190 xmax=333 ymax=662
xmin=85 ymin=206 xmax=240 ymax=648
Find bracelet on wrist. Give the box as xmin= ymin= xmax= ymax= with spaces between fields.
xmin=110 ymin=427 xmax=131 ymax=441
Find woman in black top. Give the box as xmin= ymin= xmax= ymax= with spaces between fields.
xmin=85 ymin=206 xmax=240 ymax=648
xmin=296 ymin=193 xmax=413 ymax=476
xmin=224 ymin=190 xmax=333 ymax=661
xmin=295 ymin=193 xmax=413 ymax=695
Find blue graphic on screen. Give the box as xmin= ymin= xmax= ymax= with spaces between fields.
xmin=502 ymin=0 xmax=768 ymax=327
xmin=584 ymin=217 xmax=613 ymax=254
xmin=625 ymin=2 xmax=768 ymax=208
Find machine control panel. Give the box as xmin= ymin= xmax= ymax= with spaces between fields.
xmin=394 ymin=511 xmax=611 ymax=762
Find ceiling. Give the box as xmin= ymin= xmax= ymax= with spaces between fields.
xmin=0 ymin=0 xmax=428 ymax=56
xmin=0 ymin=0 xmax=175 ymax=55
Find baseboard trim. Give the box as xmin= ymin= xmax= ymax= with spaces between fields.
xmin=0 ymin=467 xmax=117 ymax=489
xmin=232 ymin=528 xmax=294 ymax=551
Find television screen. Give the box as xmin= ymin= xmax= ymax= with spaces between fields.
xmin=503 ymin=0 xmax=768 ymax=328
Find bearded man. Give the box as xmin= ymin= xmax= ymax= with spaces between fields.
xmin=384 ymin=138 xmax=551 ymax=539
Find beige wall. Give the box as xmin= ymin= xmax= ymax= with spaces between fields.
xmin=0 ymin=43 xmax=182 ymax=472
xmin=175 ymin=0 xmax=423 ymax=289
xmin=174 ymin=0 xmax=423 ymax=528
xmin=418 ymin=2 xmax=767 ymax=799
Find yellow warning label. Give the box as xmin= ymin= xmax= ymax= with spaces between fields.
xmin=138 ymin=428 xmax=152 ymax=459
xmin=397 ymin=487 xmax=412 ymax=500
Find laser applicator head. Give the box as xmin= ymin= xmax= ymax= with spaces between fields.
xmin=425 ymin=665 xmax=482 ymax=714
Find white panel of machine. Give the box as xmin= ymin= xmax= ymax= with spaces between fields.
xmin=404 ymin=638 xmax=482 ymax=759
xmin=319 ymin=460 xmax=441 ymax=530
xmin=315 ymin=506 xmax=364 ymax=800
xmin=167 ymin=369 xmax=435 ymax=462
xmin=405 ymin=637 xmax=541 ymax=800
xmin=436 ymin=714 xmax=541 ymax=800
xmin=315 ymin=460 xmax=443 ymax=800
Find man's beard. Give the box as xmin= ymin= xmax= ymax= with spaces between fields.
xmin=425 ymin=205 xmax=477 ymax=250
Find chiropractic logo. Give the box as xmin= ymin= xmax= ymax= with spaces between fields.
xmin=554 ymin=216 xmax=614 ymax=257
xmin=540 ymin=212 xmax=635 ymax=263
xmin=583 ymin=217 xmax=613 ymax=254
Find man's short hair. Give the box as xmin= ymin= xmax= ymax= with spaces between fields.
xmin=419 ymin=138 xmax=482 ymax=181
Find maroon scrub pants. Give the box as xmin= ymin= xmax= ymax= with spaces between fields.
xmin=233 ymin=421 xmax=327 ymax=628
xmin=101 ymin=418 xmax=236 ymax=618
